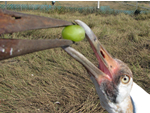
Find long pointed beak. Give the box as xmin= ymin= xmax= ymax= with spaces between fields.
xmin=0 ymin=9 xmax=72 ymax=34
xmin=62 ymin=22 xmax=114 ymax=83
xmin=0 ymin=9 xmax=73 ymax=60
xmin=63 ymin=20 xmax=119 ymax=84
xmin=0 ymin=39 xmax=72 ymax=60
xmin=75 ymin=20 xmax=119 ymax=82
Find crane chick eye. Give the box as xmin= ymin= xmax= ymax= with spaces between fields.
xmin=121 ymin=75 xmax=130 ymax=84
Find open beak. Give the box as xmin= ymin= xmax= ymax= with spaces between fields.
xmin=0 ymin=9 xmax=118 ymax=84
xmin=0 ymin=9 xmax=73 ymax=60
xmin=63 ymin=20 xmax=119 ymax=85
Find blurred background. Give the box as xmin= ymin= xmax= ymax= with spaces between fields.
xmin=0 ymin=1 xmax=150 ymax=15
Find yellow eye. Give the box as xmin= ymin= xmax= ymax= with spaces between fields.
xmin=121 ymin=75 xmax=130 ymax=84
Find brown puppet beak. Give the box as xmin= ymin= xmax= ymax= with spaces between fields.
xmin=0 ymin=9 xmax=73 ymax=60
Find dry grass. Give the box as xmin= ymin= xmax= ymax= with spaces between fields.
xmin=0 ymin=10 xmax=150 ymax=113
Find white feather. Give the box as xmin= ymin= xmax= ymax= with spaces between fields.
xmin=130 ymin=82 xmax=150 ymax=113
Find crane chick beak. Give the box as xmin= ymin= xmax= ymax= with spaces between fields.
xmin=74 ymin=20 xmax=120 ymax=85
xmin=62 ymin=19 xmax=117 ymax=84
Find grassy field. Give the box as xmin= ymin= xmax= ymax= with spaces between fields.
xmin=0 ymin=9 xmax=150 ymax=113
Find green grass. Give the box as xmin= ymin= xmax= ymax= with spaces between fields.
xmin=1 ymin=1 xmax=149 ymax=10
xmin=1 ymin=1 xmax=150 ymax=15
xmin=0 ymin=10 xmax=150 ymax=113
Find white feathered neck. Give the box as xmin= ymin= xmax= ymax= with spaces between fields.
xmin=91 ymin=75 xmax=150 ymax=113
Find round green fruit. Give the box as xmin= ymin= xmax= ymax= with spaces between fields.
xmin=62 ymin=25 xmax=85 ymax=42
